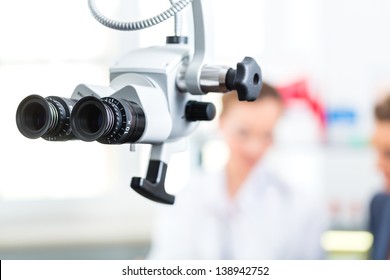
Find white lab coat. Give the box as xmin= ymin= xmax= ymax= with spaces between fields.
xmin=148 ymin=162 xmax=328 ymax=260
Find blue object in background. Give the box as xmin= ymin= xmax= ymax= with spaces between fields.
xmin=326 ymin=108 xmax=357 ymax=125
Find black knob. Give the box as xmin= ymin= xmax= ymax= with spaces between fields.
xmin=226 ymin=57 xmax=262 ymax=101
xmin=185 ymin=101 xmax=216 ymax=121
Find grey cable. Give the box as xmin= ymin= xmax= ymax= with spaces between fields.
xmin=88 ymin=0 xmax=193 ymax=31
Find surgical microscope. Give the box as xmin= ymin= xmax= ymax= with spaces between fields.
xmin=15 ymin=0 xmax=262 ymax=204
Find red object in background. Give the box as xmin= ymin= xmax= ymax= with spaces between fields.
xmin=277 ymin=79 xmax=326 ymax=132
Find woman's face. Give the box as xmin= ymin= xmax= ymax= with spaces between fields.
xmin=220 ymin=98 xmax=283 ymax=170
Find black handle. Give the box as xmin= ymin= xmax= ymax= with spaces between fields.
xmin=131 ymin=160 xmax=175 ymax=205
xmin=226 ymin=57 xmax=262 ymax=101
xmin=185 ymin=101 xmax=216 ymax=121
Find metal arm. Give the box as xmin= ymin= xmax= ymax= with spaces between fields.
xmin=184 ymin=0 xmax=207 ymax=95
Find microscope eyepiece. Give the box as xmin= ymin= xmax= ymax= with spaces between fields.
xmin=71 ymin=96 xmax=146 ymax=144
xmin=70 ymin=96 xmax=113 ymax=142
xmin=16 ymin=95 xmax=76 ymax=141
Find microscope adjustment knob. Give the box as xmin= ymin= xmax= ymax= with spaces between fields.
xmin=185 ymin=101 xmax=216 ymax=121
xmin=226 ymin=57 xmax=262 ymax=101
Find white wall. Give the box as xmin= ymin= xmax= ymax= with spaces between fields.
xmin=0 ymin=0 xmax=158 ymax=250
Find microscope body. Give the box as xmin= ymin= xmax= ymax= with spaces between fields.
xmin=72 ymin=44 xmax=200 ymax=145
xmin=15 ymin=0 xmax=262 ymax=205
xmin=67 ymin=44 xmax=208 ymax=204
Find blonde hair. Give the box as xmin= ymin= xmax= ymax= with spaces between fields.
xmin=220 ymin=82 xmax=282 ymax=118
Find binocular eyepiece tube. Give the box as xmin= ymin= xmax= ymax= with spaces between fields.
xmin=16 ymin=94 xmax=146 ymax=144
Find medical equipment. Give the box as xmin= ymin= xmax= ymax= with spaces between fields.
xmin=15 ymin=0 xmax=262 ymax=204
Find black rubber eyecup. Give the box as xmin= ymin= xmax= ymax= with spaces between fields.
xmin=16 ymin=95 xmax=53 ymax=139
xmin=71 ymin=96 xmax=108 ymax=142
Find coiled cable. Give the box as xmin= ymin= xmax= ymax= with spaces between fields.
xmin=87 ymin=0 xmax=193 ymax=31
xmin=170 ymin=0 xmax=183 ymax=36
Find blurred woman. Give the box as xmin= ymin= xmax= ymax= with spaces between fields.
xmin=148 ymin=83 xmax=328 ymax=259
